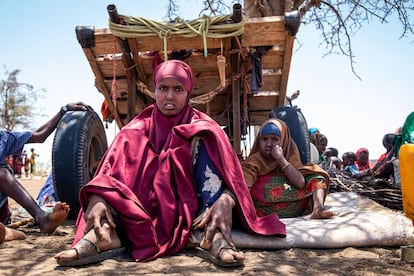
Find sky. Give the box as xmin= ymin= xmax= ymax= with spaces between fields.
xmin=1 ymin=0 xmax=413 ymax=168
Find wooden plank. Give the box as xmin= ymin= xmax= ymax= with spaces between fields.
xmin=192 ymin=72 xmax=222 ymax=96
xmin=92 ymin=29 xmax=122 ymax=56
xmin=242 ymin=16 xmax=286 ymax=47
xmin=92 ymin=16 xmax=286 ymax=54
xmin=96 ymin=59 xmax=127 ymax=78
xmin=246 ymin=73 xmax=282 ymax=92
xmin=247 ymin=94 xmax=280 ymax=110
xmin=261 ymin=49 xmax=284 ymax=69
xmin=81 ymin=47 xmax=123 ymax=127
xmin=187 ymin=53 xmax=232 ymax=73
xmin=248 ymin=111 xmax=272 ymax=125
xmin=278 ymin=33 xmax=295 ymax=106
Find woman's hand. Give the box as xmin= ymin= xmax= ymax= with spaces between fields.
xmin=83 ymin=194 xmax=116 ymax=242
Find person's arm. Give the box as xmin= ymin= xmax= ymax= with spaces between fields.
xmin=272 ymin=144 xmax=305 ymax=188
xmin=27 ymin=102 xmax=92 ymax=143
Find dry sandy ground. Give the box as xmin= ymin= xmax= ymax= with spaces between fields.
xmin=1 ymin=178 xmax=414 ymax=276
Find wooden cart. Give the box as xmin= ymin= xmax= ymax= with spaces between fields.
xmin=75 ymin=2 xmax=300 ymax=156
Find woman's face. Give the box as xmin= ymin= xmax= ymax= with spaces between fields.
xmin=259 ymin=134 xmax=281 ymax=157
xmin=155 ymin=77 xmax=188 ymax=116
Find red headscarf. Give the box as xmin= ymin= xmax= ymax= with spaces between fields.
xmin=151 ymin=60 xmax=195 ymax=152
xmin=153 ymin=59 xmax=194 ymax=93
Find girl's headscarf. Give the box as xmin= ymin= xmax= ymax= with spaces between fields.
xmin=356 ymin=147 xmax=369 ymax=158
xmin=151 ymin=60 xmax=195 ymax=152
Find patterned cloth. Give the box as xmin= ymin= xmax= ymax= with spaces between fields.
xmin=251 ymin=173 xmax=327 ymax=218
xmin=192 ymin=138 xmax=224 ymax=213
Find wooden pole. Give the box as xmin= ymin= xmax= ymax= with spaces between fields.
xmin=231 ymin=3 xmax=242 ymax=156
xmin=107 ymin=4 xmax=137 ymax=124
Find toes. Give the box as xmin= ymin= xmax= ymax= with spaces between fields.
xmin=55 ymin=249 xmax=77 ymax=261
xmin=220 ymin=248 xmax=245 ymax=263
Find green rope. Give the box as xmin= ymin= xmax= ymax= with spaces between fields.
xmin=108 ymin=14 xmax=245 ymax=58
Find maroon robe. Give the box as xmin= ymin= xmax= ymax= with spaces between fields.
xmin=74 ymin=104 xmax=285 ymax=261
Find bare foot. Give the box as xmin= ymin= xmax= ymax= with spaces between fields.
xmin=310 ymin=208 xmax=335 ymax=219
xmin=201 ymin=231 xmax=245 ymax=265
xmin=219 ymin=247 xmax=245 ymax=264
xmin=0 ymin=223 xmax=26 ymax=242
xmin=54 ymin=220 xmax=121 ymax=262
xmin=38 ymin=201 xmax=70 ymax=234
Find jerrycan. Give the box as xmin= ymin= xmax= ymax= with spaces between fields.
xmin=400 ymin=143 xmax=414 ymax=223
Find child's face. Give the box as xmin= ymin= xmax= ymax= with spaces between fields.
xmin=358 ymin=152 xmax=369 ymax=164
xmin=259 ymin=134 xmax=281 ymax=157
xmin=316 ymin=139 xmax=327 ymax=154
xmin=342 ymin=156 xmax=351 ymax=166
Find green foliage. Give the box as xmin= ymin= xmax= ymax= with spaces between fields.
xmin=0 ymin=67 xmax=45 ymax=131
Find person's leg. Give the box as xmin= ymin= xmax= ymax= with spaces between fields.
xmin=0 ymin=222 xmax=26 ymax=242
xmin=0 ymin=168 xmax=69 ymax=233
xmin=310 ymin=188 xmax=335 ymax=219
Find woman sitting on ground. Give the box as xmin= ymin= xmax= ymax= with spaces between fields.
xmin=241 ymin=118 xmax=334 ymax=219
xmin=54 ymin=60 xmax=285 ymax=267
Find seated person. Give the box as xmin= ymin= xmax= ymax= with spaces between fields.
xmin=353 ymin=134 xmax=396 ymax=181
xmin=377 ymin=133 xmax=396 ymax=163
xmin=54 ymin=60 xmax=285 ymax=267
xmin=324 ymin=147 xmax=342 ymax=169
xmin=341 ymin=152 xmax=359 ymax=176
xmin=355 ymin=147 xmax=371 ymax=171
xmin=241 ymin=118 xmax=334 ymax=219
xmin=310 ymin=133 xmax=328 ymax=164
xmin=1 ymin=103 xmax=88 ymax=243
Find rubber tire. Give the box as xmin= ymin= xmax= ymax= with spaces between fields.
xmin=52 ymin=110 xmax=108 ymax=219
xmin=269 ymin=106 xmax=311 ymax=164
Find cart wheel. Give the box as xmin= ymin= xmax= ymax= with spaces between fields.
xmin=52 ymin=110 xmax=107 ymax=219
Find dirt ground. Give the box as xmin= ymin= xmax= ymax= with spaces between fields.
xmin=1 ymin=178 xmax=414 ymax=276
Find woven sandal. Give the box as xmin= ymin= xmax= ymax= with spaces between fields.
xmin=195 ymin=232 xmax=244 ymax=267
xmin=57 ymin=238 xmax=126 ymax=267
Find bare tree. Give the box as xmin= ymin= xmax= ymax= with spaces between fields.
xmin=0 ymin=67 xmax=45 ymax=131
xmin=167 ymin=0 xmax=414 ymax=74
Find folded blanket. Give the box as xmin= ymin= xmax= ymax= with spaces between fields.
xmin=190 ymin=192 xmax=414 ymax=249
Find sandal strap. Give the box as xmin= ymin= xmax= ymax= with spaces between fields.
xmin=73 ymin=238 xmax=101 ymax=259
xmin=210 ymin=233 xmax=230 ymax=258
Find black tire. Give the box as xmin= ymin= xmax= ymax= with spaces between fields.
xmin=269 ymin=106 xmax=311 ymax=164
xmin=52 ymin=110 xmax=108 ymax=219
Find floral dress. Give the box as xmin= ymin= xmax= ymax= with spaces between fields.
xmin=250 ymin=172 xmax=327 ymax=218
